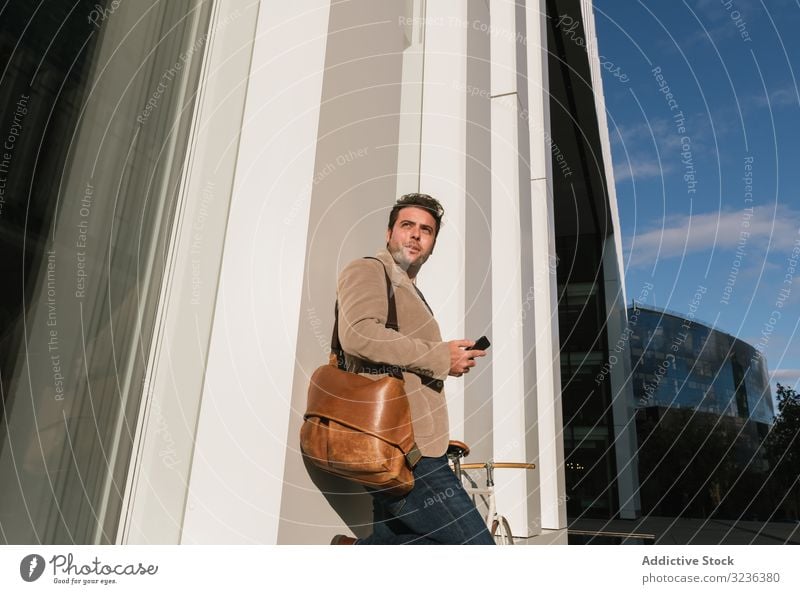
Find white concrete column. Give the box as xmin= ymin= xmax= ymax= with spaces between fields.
xmin=276 ymin=0 xmax=429 ymax=544
xmin=527 ymin=0 xmax=567 ymax=531
xmin=180 ymin=1 xmax=331 ymax=544
xmin=418 ymin=0 xmax=469 ymax=436
xmin=489 ymin=0 xmax=539 ymax=538
xmin=462 ymin=0 xmax=494 ymax=461
xmin=395 ymin=0 xmax=426 ymax=196
xmin=121 ymin=0 xmax=261 ymax=544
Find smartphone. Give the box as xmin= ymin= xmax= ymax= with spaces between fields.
xmin=471 ymin=336 xmax=491 ymax=351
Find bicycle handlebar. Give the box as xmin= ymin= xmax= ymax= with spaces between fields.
xmin=459 ymin=462 xmax=535 ymax=470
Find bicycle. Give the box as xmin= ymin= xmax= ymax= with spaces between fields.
xmin=446 ymin=440 xmax=536 ymax=545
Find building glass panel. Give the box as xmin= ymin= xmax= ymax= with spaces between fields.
xmin=0 ymin=0 xmax=211 ymax=543
xmin=629 ymin=306 xmax=775 ymax=519
xmin=629 ymin=307 xmax=773 ymax=424
xmin=548 ymin=0 xmax=620 ymax=519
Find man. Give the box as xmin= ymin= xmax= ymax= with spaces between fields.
xmin=332 ymin=193 xmax=494 ymax=545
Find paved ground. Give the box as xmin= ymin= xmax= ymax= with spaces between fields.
xmin=567 ymin=516 xmax=800 ymax=545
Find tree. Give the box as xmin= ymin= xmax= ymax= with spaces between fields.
xmin=764 ymin=384 xmax=800 ymax=520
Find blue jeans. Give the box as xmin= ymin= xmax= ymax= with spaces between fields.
xmin=357 ymin=455 xmax=495 ymax=545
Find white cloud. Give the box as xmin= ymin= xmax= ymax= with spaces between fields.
xmin=613 ymin=119 xmax=673 ymax=147
xmin=611 ymin=120 xmax=681 ymax=184
xmin=770 ymin=369 xmax=800 ymax=390
xmin=611 ymin=117 xmax=709 ymax=180
xmin=695 ymin=0 xmax=763 ymax=17
xmin=625 ymin=205 xmax=800 ymax=267
xmin=789 ymin=275 xmax=800 ymax=304
xmin=614 ymin=160 xmax=669 ymax=182
xmin=688 ymin=0 xmax=764 ymax=30
xmin=752 ymin=86 xmax=799 ymax=109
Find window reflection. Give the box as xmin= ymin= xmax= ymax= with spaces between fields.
xmin=0 ymin=0 xmax=211 ymax=543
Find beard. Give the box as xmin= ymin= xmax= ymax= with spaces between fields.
xmin=388 ymin=243 xmax=430 ymax=272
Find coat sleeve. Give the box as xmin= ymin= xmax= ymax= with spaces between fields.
xmin=337 ymin=258 xmax=450 ymax=380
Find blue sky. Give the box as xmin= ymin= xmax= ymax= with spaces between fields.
xmin=595 ymin=0 xmax=800 ymax=396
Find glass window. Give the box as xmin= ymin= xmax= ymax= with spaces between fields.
xmin=0 ymin=0 xmax=211 ymax=543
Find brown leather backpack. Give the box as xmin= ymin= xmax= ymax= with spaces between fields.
xmin=300 ymin=258 xmax=422 ymax=496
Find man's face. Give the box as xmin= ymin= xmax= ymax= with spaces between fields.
xmin=386 ymin=206 xmax=437 ymax=271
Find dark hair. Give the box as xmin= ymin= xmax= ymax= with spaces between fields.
xmin=387 ymin=193 xmax=445 ymax=238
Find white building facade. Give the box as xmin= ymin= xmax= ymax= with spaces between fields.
xmin=0 ymin=0 xmax=637 ymax=544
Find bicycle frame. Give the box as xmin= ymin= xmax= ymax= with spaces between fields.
xmin=453 ymin=460 xmax=513 ymax=544
xmin=448 ymin=455 xmax=535 ymax=545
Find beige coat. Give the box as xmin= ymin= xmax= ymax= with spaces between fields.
xmin=337 ymin=249 xmax=451 ymax=457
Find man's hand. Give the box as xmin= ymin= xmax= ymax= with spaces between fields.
xmin=448 ymin=340 xmax=487 ymax=377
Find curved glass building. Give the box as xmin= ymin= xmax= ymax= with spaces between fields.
xmin=628 ymin=305 xmax=775 ymax=520
xmin=628 ymin=305 xmax=773 ymax=424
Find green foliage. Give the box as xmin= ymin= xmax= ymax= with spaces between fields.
xmin=635 ymin=385 xmax=799 ymax=521
xmin=767 ymin=384 xmax=800 ymax=464
xmin=763 ymin=384 xmax=800 ymax=518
